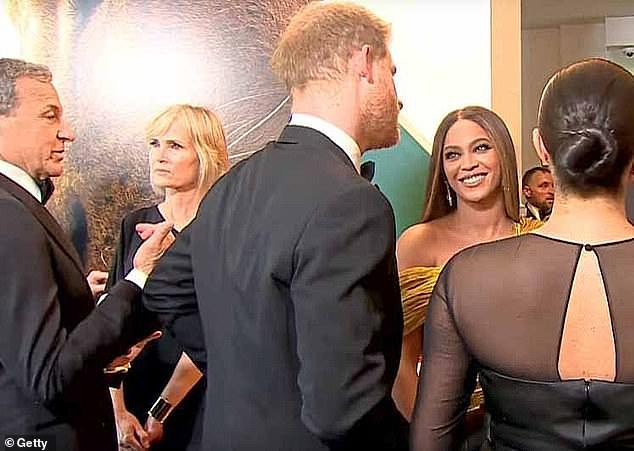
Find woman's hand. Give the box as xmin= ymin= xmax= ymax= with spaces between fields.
xmin=145 ymin=415 xmax=165 ymax=446
xmin=115 ymin=408 xmax=150 ymax=450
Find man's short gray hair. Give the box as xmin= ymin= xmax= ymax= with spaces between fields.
xmin=0 ymin=58 xmax=52 ymax=116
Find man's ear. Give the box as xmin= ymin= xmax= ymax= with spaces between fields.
xmin=522 ymin=185 xmax=531 ymax=199
xmin=351 ymin=44 xmax=374 ymax=84
xmin=532 ymin=128 xmax=551 ymax=166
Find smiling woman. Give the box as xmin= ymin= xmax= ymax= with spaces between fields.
xmin=443 ymin=119 xmax=504 ymax=205
xmin=392 ymin=106 xmax=541 ymax=431
xmin=423 ymin=106 xmax=520 ymax=224
xmin=411 ymin=58 xmax=634 ymax=451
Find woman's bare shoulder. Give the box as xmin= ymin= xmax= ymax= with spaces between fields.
xmin=397 ymin=219 xmax=448 ymax=270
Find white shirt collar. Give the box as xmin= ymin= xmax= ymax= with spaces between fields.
xmin=0 ymin=159 xmax=42 ymax=202
xmin=289 ymin=113 xmax=361 ymax=173
xmin=525 ymin=202 xmax=542 ymax=221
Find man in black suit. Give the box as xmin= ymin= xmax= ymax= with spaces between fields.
xmin=0 ymin=58 xmax=172 ymax=451
xmin=144 ymin=2 xmax=407 ymax=450
xmin=522 ymin=166 xmax=554 ymax=221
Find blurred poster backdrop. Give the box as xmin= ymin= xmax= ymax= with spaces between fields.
xmin=1 ymin=0 xmax=430 ymax=270
xmin=1 ymin=0 xmax=311 ymax=268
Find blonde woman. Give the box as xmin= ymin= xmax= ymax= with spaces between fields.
xmin=393 ymin=106 xmax=540 ymax=422
xmin=108 ymin=105 xmax=229 ymax=450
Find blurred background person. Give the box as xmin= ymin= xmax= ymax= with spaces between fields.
xmin=411 ymin=58 xmax=634 ymax=450
xmin=393 ymin=106 xmax=540 ymax=423
xmin=522 ymin=166 xmax=555 ymax=221
xmin=107 ymin=104 xmax=229 ymax=450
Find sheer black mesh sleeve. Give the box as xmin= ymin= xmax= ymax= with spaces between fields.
xmin=410 ymin=267 xmax=477 ymax=451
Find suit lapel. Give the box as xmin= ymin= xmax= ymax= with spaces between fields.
xmin=0 ymin=173 xmax=85 ymax=273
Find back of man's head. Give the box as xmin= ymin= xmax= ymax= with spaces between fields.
xmin=0 ymin=58 xmax=52 ymax=117
xmin=271 ymin=2 xmax=390 ymax=91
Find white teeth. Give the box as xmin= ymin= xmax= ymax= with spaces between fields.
xmin=461 ymin=174 xmax=485 ymax=186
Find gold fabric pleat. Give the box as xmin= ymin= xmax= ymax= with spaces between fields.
xmin=399 ymin=218 xmax=542 ymax=336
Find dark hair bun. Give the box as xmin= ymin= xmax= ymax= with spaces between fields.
xmin=538 ymin=58 xmax=634 ymax=195
xmin=557 ymin=127 xmax=618 ymax=182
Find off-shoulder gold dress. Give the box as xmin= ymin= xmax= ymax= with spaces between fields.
xmin=399 ymin=218 xmax=542 ymax=409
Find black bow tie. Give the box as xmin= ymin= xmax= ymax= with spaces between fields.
xmin=38 ymin=178 xmax=55 ymax=204
xmin=360 ymin=161 xmax=375 ymax=182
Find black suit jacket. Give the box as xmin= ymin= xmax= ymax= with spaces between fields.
xmin=0 ymin=174 xmax=146 ymax=451
xmin=144 ymin=126 xmax=407 ymax=450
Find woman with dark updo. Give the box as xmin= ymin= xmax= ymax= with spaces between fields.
xmin=411 ymin=58 xmax=634 ymax=450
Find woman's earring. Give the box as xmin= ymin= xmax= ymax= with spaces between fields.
xmin=444 ymin=180 xmax=454 ymax=207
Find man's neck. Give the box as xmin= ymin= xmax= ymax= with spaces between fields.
xmin=290 ymin=81 xmax=362 ymax=150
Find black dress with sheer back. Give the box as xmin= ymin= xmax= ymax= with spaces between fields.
xmin=412 ymin=233 xmax=634 ymax=451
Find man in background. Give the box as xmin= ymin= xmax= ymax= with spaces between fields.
xmin=144 ymin=2 xmax=408 ymax=450
xmin=522 ymin=166 xmax=555 ymax=221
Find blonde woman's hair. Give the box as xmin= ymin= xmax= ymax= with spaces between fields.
xmin=271 ymin=1 xmax=391 ymax=90
xmin=146 ymin=104 xmax=229 ymax=195
xmin=422 ymin=106 xmax=520 ymax=223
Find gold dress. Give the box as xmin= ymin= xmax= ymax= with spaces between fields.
xmin=399 ymin=218 xmax=542 ymax=409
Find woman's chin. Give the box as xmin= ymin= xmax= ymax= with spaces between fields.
xmin=457 ymin=189 xmax=500 ymax=206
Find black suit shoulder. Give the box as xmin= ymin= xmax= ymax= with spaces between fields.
xmin=216 ymin=128 xmax=386 ymax=214
xmin=0 ymin=183 xmax=145 ymax=450
xmin=0 ymin=188 xmax=43 ymax=229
